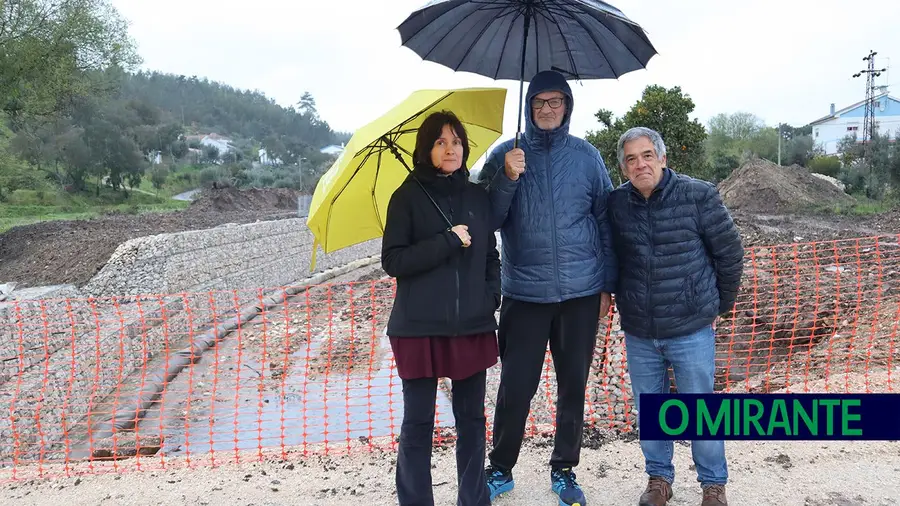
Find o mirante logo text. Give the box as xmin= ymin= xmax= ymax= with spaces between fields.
xmin=637 ymin=393 xmax=900 ymax=441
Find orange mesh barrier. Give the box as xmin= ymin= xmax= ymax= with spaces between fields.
xmin=0 ymin=234 xmax=898 ymax=481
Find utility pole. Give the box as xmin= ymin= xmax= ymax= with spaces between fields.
xmin=853 ymin=51 xmax=887 ymax=154
xmin=853 ymin=51 xmax=887 ymax=195
xmin=777 ymin=123 xmax=781 ymax=165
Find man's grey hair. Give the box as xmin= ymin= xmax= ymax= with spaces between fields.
xmin=616 ymin=127 xmax=667 ymax=168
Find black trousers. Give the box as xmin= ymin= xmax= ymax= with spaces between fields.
xmin=396 ymin=370 xmax=490 ymax=506
xmin=488 ymin=294 xmax=601 ymax=471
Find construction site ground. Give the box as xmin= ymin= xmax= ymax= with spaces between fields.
xmin=2 ymin=163 xmax=899 ymax=290
xmin=0 ymin=187 xmax=305 ymax=288
xmin=1 ymin=439 xmax=897 ymax=506
xmin=6 ymin=206 xmax=895 ymax=290
xmin=1 ymin=162 xmax=899 ymax=504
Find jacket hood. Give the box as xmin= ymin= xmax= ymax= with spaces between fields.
xmin=524 ymin=70 xmax=573 ymax=147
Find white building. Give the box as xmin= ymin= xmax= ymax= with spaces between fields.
xmin=320 ymin=144 xmax=344 ymax=156
xmin=257 ymin=147 xmax=282 ymax=166
xmin=199 ymin=133 xmax=233 ymax=155
xmin=810 ymin=91 xmax=900 ymax=155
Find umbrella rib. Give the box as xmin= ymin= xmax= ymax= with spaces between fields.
xmin=391 ymin=91 xmax=457 ymax=139
xmin=372 ymin=149 xmax=384 ymax=233
xmin=392 ymin=142 xmax=414 ymax=158
xmin=574 ymin=0 xmax=642 ymax=25
xmin=419 ymin=2 xmax=502 ymax=64
xmin=565 ymin=3 xmax=618 ymax=75
xmin=539 ymin=1 xmax=580 ymax=77
xmin=584 ymin=3 xmax=649 ymax=70
xmin=410 ymin=1 xmax=466 ymax=61
xmin=350 ymin=91 xmax=452 ymax=160
xmin=532 ymin=3 xmax=542 ymax=76
xmin=580 ymin=1 xmax=653 ymax=73
xmin=454 ymin=4 xmax=515 ymax=74
xmin=493 ymin=2 xmax=526 ymax=79
xmin=325 ymin=141 xmax=385 ymax=237
xmin=533 ymin=1 xmax=582 ymax=27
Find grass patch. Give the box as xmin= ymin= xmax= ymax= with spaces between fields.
xmin=843 ymin=200 xmax=894 ymax=215
xmin=809 ymin=196 xmax=894 ymax=216
xmin=0 ymin=188 xmax=190 ymax=233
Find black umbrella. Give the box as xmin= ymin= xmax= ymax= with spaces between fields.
xmin=397 ymin=0 xmax=658 ymax=145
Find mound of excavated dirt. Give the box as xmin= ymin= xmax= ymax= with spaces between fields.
xmin=718 ymin=158 xmax=856 ymax=214
xmin=865 ymin=208 xmax=900 ymax=232
xmin=0 ymin=188 xmax=304 ymax=289
xmin=188 ymin=187 xmax=302 ymax=213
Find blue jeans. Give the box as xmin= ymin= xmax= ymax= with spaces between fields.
xmin=624 ymin=324 xmax=728 ymax=487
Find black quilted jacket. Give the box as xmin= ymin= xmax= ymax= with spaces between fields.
xmin=608 ymin=168 xmax=745 ymax=340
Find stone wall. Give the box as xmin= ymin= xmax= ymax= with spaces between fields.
xmin=0 ymin=285 xmax=88 ymax=388
xmin=82 ymin=218 xmax=381 ymax=297
xmin=589 ymin=326 xmax=639 ymax=431
xmin=0 ymin=219 xmax=383 ymax=463
xmin=0 ymin=294 xmax=187 ymax=463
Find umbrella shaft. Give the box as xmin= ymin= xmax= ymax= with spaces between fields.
xmin=515 ymin=8 xmax=532 ymax=149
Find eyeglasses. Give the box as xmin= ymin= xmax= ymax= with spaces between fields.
xmin=531 ymin=97 xmax=564 ymax=110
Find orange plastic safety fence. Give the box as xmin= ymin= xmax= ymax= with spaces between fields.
xmin=0 ymin=233 xmax=898 ymax=481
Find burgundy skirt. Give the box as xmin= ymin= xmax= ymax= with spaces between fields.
xmin=389 ymin=332 xmax=499 ymax=381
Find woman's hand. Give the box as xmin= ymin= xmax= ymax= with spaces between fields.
xmin=451 ymin=224 xmax=471 ymax=247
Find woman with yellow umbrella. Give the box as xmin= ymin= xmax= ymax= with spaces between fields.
xmin=381 ymin=110 xmax=500 ymax=506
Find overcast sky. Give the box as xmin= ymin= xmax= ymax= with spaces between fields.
xmin=111 ymin=0 xmax=898 ymax=168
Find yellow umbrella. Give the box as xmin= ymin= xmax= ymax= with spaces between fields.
xmin=306 ymin=87 xmax=507 ymax=270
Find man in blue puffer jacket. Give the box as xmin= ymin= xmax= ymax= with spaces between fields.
xmin=608 ymin=127 xmax=743 ymax=506
xmin=476 ymin=69 xmax=617 ymax=506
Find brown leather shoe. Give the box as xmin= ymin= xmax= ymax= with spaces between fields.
xmin=639 ymin=476 xmax=673 ymax=506
xmin=701 ymin=484 xmax=727 ymax=506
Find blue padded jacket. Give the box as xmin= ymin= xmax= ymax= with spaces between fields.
xmin=475 ymin=70 xmax=617 ymax=303
xmin=608 ymin=168 xmax=745 ymax=339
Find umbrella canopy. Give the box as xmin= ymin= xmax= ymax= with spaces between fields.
xmin=397 ymin=0 xmax=657 ymax=141
xmin=306 ymin=87 xmax=507 ymax=269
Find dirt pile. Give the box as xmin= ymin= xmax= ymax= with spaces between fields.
xmin=0 ymin=188 xmax=304 ymax=288
xmin=863 ymin=208 xmax=900 ymax=232
xmin=188 ymin=187 xmax=303 ymax=214
xmin=718 ymin=158 xmax=856 ymax=214
xmin=731 ymin=212 xmax=890 ymax=247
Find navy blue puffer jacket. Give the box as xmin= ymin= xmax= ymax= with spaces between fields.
xmin=608 ymin=168 xmax=745 ymax=340
xmin=475 ymin=71 xmax=617 ymax=303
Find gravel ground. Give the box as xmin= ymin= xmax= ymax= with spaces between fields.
xmin=1 ymin=438 xmax=898 ymax=505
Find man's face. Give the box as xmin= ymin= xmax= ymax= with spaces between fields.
xmin=531 ymin=91 xmax=566 ymax=131
xmin=622 ymin=136 xmax=666 ymax=197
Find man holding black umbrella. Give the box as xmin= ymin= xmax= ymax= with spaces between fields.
xmin=476 ymin=69 xmax=617 ymax=506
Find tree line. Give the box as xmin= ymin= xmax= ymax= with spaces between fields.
xmin=0 ymin=0 xmax=348 ymax=201
xmin=3 ymin=1 xmax=895 ymax=206
xmin=586 ymin=85 xmax=900 ymax=202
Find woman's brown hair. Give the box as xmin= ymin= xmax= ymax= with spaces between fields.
xmin=412 ymin=110 xmax=470 ymax=170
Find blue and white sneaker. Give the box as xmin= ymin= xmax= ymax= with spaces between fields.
xmin=551 ymin=467 xmax=587 ymax=506
xmin=485 ymin=465 xmax=514 ymax=500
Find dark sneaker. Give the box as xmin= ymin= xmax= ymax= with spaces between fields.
xmin=485 ymin=465 xmax=514 ymax=500
xmin=639 ymin=476 xmax=673 ymax=506
xmin=550 ymin=467 xmax=587 ymax=506
xmin=701 ymin=484 xmax=727 ymax=506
